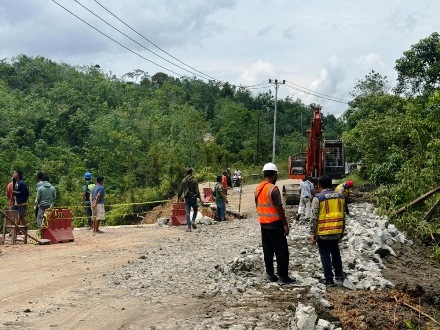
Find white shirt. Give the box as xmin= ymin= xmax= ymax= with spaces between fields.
xmin=299 ymin=180 xmax=313 ymax=198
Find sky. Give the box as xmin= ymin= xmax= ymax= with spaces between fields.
xmin=0 ymin=0 xmax=438 ymax=116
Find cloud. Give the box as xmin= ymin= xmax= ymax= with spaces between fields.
xmin=385 ymin=9 xmax=418 ymax=34
xmin=236 ymin=60 xmax=275 ymax=86
xmin=355 ymin=53 xmax=385 ymax=72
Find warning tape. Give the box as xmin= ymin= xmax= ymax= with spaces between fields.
xmin=56 ymin=199 xmax=173 ymax=210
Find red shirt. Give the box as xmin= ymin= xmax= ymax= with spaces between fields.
xmin=6 ymin=181 xmax=13 ymax=207
xmin=221 ymin=175 xmax=228 ymax=191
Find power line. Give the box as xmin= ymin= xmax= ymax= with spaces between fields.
xmin=285 ymin=80 xmax=350 ymax=103
xmin=92 ymin=0 xmax=222 ymax=83
xmin=51 ymin=0 xmax=184 ymax=77
xmin=285 ymin=82 xmax=349 ymax=104
xmin=73 ymin=0 xmax=215 ymax=81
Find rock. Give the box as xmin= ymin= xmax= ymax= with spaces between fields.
xmin=156 ymin=217 xmax=170 ymax=226
xmin=290 ymin=303 xmax=317 ymax=330
xmin=199 ymin=216 xmax=214 ymax=225
xmin=315 ymin=318 xmax=332 ymax=330
xmin=319 ymin=298 xmax=333 ymax=308
xmin=342 ymin=278 xmax=356 ymax=290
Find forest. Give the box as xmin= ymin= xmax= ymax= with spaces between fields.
xmin=1 ymin=32 xmax=439 ymax=251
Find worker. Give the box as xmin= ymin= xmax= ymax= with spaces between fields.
xmin=82 ymin=172 xmax=95 ymax=229
xmin=214 ymin=175 xmax=228 ymax=221
xmin=310 ymin=175 xmax=346 ymax=286
xmin=36 ymin=174 xmax=56 ymax=227
xmin=296 ymin=176 xmax=314 ymax=222
xmin=255 ymin=162 xmax=294 ymax=285
xmin=177 ymin=168 xmax=202 ymax=232
xmin=335 ymin=180 xmax=354 ymax=216
xmin=221 ymin=170 xmax=228 ymax=196
xmin=34 ymin=172 xmax=44 ymax=220
xmin=11 ymin=169 xmax=29 ymax=226
xmin=90 ymin=176 xmax=105 ymax=234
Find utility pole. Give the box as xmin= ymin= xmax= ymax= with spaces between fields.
xmin=269 ymin=79 xmax=285 ymax=163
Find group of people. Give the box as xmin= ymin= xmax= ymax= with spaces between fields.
xmin=5 ymin=169 xmax=56 ymax=228
xmin=4 ymin=170 xmax=105 ymax=234
xmin=255 ymin=162 xmax=353 ymax=286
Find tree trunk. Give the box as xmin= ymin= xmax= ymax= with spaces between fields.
xmin=394 ymin=186 xmax=440 ymax=215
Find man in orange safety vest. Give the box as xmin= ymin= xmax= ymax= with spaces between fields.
xmin=255 ymin=162 xmax=294 ymax=286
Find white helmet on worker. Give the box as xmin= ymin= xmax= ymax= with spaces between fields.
xmin=262 ymin=162 xmax=278 ymax=173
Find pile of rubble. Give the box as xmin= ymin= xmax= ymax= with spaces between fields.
xmin=108 ymin=203 xmax=412 ymax=329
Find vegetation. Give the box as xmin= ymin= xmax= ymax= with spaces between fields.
xmin=342 ymin=32 xmax=440 ymax=258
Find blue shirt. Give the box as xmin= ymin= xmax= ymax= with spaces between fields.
xmin=91 ymin=183 xmax=105 ymax=204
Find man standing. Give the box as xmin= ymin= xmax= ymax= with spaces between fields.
xmin=255 ymin=163 xmax=294 ymax=285
xmin=221 ymin=170 xmax=229 ymax=196
xmin=177 ymin=168 xmax=202 ymax=232
xmin=90 ymin=176 xmax=105 ymax=234
xmin=11 ymin=169 xmax=29 ymax=226
xmin=296 ymin=176 xmax=314 ymax=221
xmin=34 ymin=172 xmax=44 ymax=220
xmin=310 ymin=175 xmax=346 ymax=286
xmin=214 ymin=175 xmax=228 ymax=221
xmin=36 ymin=174 xmax=56 ymax=227
xmin=6 ymin=180 xmax=14 ymax=208
xmin=82 ymin=172 xmax=95 ymax=229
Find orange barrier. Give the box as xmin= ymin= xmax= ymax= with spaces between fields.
xmin=41 ymin=208 xmax=75 ymax=243
xmin=202 ymin=188 xmax=215 ymax=203
xmin=171 ymin=202 xmax=187 ymax=226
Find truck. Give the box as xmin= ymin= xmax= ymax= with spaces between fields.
xmin=282 ymin=105 xmax=345 ymax=205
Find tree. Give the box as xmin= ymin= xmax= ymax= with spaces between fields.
xmin=394 ymin=32 xmax=440 ymax=96
xmin=350 ymin=70 xmax=390 ymax=98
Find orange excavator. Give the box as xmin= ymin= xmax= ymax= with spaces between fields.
xmin=283 ymin=105 xmax=345 ymax=204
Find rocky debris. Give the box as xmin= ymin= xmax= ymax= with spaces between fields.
xmin=156 ymin=217 xmax=170 ymax=226
xmin=106 ymin=202 xmax=412 ymax=329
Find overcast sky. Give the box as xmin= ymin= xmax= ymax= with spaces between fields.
xmin=0 ymin=0 xmax=438 ymax=116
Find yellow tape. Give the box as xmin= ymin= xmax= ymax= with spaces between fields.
xmin=56 ymin=199 xmax=173 ymax=210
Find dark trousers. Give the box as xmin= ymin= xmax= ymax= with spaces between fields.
xmin=317 ymin=238 xmax=343 ymax=280
xmin=261 ymin=226 xmax=289 ymax=278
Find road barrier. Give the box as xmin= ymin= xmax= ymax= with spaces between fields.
xmin=202 ymin=188 xmax=215 ymax=203
xmin=41 ymin=208 xmax=75 ymax=243
xmin=171 ymin=202 xmax=186 ymax=226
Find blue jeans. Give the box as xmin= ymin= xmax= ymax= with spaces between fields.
xmin=317 ymin=238 xmax=343 ymax=280
xmin=216 ymin=200 xmax=226 ymax=221
xmin=184 ymin=197 xmax=198 ymax=228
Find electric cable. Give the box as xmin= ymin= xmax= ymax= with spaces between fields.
xmin=93 ymin=0 xmax=222 ymax=83
xmin=285 ymin=80 xmax=350 ymax=103
xmin=285 ymin=82 xmax=349 ymax=104
xmin=51 ymin=0 xmax=184 ymax=77
xmin=73 ymin=0 xmax=214 ymax=81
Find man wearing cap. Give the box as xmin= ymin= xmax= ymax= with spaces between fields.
xmin=255 ymin=163 xmax=294 ymax=285
xmin=82 ymin=172 xmax=95 ymax=229
xmin=177 ymin=168 xmax=202 ymax=232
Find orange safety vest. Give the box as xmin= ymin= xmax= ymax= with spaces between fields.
xmin=255 ymin=181 xmax=280 ymax=224
xmin=315 ymin=190 xmax=345 ymax=236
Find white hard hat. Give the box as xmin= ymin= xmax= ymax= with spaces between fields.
xmin=262 ymin=162 xmax=278 ymax=172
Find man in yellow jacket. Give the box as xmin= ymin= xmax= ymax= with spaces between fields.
xmin=310 ymin=175 xmax=346 ymax=286
xmin=255 ymin=163 xmax=294 ymax=285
